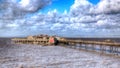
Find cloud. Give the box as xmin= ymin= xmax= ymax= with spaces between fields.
xmin=19 ymin=0 xmax=51 ymax=12
xmin=0 ymin=0 xmax=51 ymax=19
xmin=70 ymin=0 xmax=93 ymax=16
xmin=66 ymin=0 xmax=120 ymax=37
xmin=94 ymin=0 xmax=120 ymax=14
xmin=0 ymin=0 xmax=120 ymax=37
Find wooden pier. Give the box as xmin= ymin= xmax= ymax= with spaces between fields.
xmin=59 ymin=39 xmax=120 ymax=56
xmin=12 ymin=35 xmax=120 ymax=56
xmin=12 ymin=35 xmax=50 ymax=45
xmin=12 ymin=35 xmax=64 ymax=45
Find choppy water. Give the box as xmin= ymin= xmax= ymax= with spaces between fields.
xmin=0 ymin=38 xmax=120 ymax=68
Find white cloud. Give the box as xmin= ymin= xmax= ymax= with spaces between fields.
xmin=90 ymin=0 xmax=120 ymax=14
xmin=70 ymin=0 xmax=93 ymax=16
xmin=0 ymin=0 xmax=120 ymax=37
xmin=0 ymin=0 xmax=51 ymax=19
xmin=6 ymin=23 xmax=19 ymax=28
xmin=96 ymin=20 xmax=108 ymax=26
xmin=67 ymin=0 xmax=120 ymax=37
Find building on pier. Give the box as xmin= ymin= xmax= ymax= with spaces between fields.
xmin=12 ymin=34 xmax=65 ymax=45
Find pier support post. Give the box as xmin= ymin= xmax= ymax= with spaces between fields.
xmin=92 ymin=44 xmax=95 ymax=51
xmin=109 ymin=46 xmax=113 ymax=53
xmin=113 ymin=46 xmax=119 ymax=56
xmin=78 ymin=43 xmax=82 ymax=50
xmin=100 ymin=45 xmax=105 ymax=54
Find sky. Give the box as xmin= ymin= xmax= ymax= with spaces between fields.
xmin=41 ymin=0 xmax=74 ymax=13
xmin=88 ymin=0 xmax=100 ymax=4
xmin=41 ymin=0 xmax=100 ymax=13
xmin=0 ymin=0 xmax=120 ymax=37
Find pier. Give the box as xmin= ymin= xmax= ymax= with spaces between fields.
xmin=12 ymin=35 xmax=120 ymax=56
xmin=59 ymin=39 xmax=120 ymax=56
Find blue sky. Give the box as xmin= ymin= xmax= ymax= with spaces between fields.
xmin=0 ymin=0 xmax=120 ymax=37
xmin=41 ymin=0 xmax=100 ymax=13
xmin=41 ymin=0 xmax=74 ymax=13
xmin=88 ymin=0 xmax=100 ymax=4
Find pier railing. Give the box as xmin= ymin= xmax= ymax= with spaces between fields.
xmin=59 ymin=39 xmax=120 ymax=56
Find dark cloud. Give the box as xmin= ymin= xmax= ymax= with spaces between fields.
xmin=92 ymin=0 xmax=120 ymax=14
xmin=0 ymin=0 xmax=51 ymax=19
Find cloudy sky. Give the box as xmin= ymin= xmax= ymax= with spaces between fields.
xmin=0 ymin=0 xmax=120 ymax=37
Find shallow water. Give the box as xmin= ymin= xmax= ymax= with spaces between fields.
xmin=0 ymin=43 xmax=120 ymax=68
